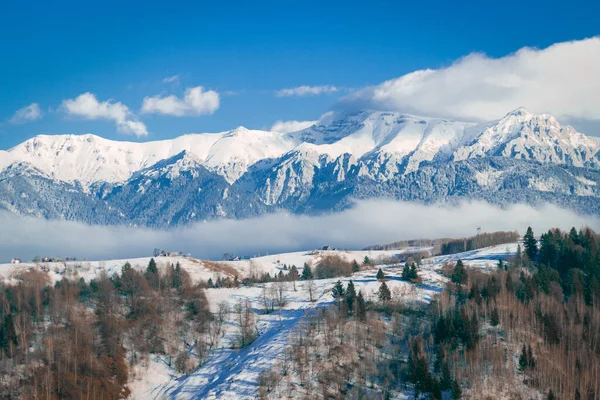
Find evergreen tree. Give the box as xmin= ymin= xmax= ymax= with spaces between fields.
xmin=376 ymin=268 xmax=385 ymax=280
xmin=207 ymin=277 xmax=214 ymax=287
xmin=2 ymin=314 xmax=18 ymax=357
xmin=352 ymin=260 xmax=360 ymax=273
xmin=147 ymin=258 xmax=158 ymax=274
xmin=440 ymin=361 xmax=452 ymax=390
xmin=355 ymin=291 xmax=366 ymax=321
xmin=451 ymin=380 xmax=462 ymax=400
xmin=575 ymin=388 xmax=581 ymax=400
xmin=363 ymin=256 xmax=372 ymax=265
xmin=497 ymin=258 xmax=504 ymax=270
xmin=172 ymin=262 xmax=182 ymax=289
xmin=378 ymin=281 xmax=391 ymax=302
xmin=518 ymin=344 xmax=529 ymax=372
xmin=569 ymin=227 xmax=580 ymax=245
xmin=402 ymin=264 xmax=411 ymax=280
xmin=490 ymin=307 xmax=500 ymax=326
xmin=451 ymin=260 xmax=468 ymax=286
xmin=345 ymin=280 xmax=356 ymax=313
xmin=145 ymin=257 xmax=159 ymax=289
xmin=409 ymin=263 xmax=418 ymax=280
xmin=547 ymin=389 xmax=555 ymax=400
xmin=332 ymin=280 xmax=345 ymax=304
xmin=301 ymin=263 xmax=313 ymax=280
xmin=524 ymin=226 xmax=538 ymax=260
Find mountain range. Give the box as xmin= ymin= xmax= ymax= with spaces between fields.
xmin=1 ymin=108 xmax=599 ymax=227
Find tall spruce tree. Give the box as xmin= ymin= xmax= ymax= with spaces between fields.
xmin=2 ymin=314 xmax=18 ymax=357
xmin=345 ymin=280 xmax=356 ymax=313
xmin=524 ymin=226 xmax=538 ymax=260
xmin=376 ymin=268 xmax=385 ymax=280
xmin=378 ymin=281 xmax=391 ymax=302
xmin=352 ymin=260 xmax=360 ymax=273
xmin=332 ymin=280 xmax=345 ymax=304
xmin=301 ymin=263 xmax=313 ymax=280
xmin=451 ymin=260 xmax=468 ymax=286
xmin=355 ymin=291 xmax=366 ymax=321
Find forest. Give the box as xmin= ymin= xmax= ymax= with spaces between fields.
xmin=258 ymin=226 xmax=600 ymax=399
xmin=0 ymin=226 xmax=599 ymax=399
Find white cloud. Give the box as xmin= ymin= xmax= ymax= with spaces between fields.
xmin=276 ymin=85 xmax=339 ymax=97
xmin=270 ymin=119 xmax=318 ymax=133
xmin=342 ymin=37 xmax=600 ymax=122
xmin=141 ymin=86 xmax=220 ymax=116
xmin=269 ymin=112 xmax=334 ymax=133
xmin=162 ymin=75 xmax=180 ymax=84
xmin=61 ymin=93 xmax=148 ymax=136
xmin=0 ymin=200 xmax=596 ymax=262
xmin=9 ymin=103 xmax=43 ymax=124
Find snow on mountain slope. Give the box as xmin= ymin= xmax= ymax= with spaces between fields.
xmin=454 ymin=108 xmax=600 ymax=166
xmin=2 ymin=128 xmax=295 ymax=188
xmin=1 ymin=108 xmax=597 ymax=191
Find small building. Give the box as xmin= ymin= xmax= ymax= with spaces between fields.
xmin=11 ymin=258 xmax=21 ymax=264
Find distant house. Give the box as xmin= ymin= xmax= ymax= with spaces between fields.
xmin=322 ymin=245 xmax=332 ymax=251
xmin=11 ymin=258 xmax=21 ymax=264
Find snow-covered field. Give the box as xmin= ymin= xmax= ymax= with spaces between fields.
xmin=0 ymin=247 xmax=426 ymax=285
xmin=0 ymin=243 xmax=518 ymax=399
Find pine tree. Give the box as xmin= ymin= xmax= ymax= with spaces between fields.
xmin=518 ymin=344 xmax=528 ymax=372
xmin=147 ymin=258 xmax=158 ymax=274
xmin=345 ymin=280 xmax=356 ymax=313
xmin=352 ymin=260 xmax=360 ymax=273
xmin=490 ymin=307 xmax=500 ymax=326
xmin=376 ymin=268 xmax=385 ymax=280
xmin=497 ymin=258 xmax=504 ymax=270
xmin=172 ymin=262 xmax=182 ymax=289
xmin=451 ymin=380 xmax=462 ymax=400
xmin=378 ymin=281 xmax=391 ymax=302
xmin=355 ymin=291 xmax=366 ymax=321
xmin=451 ymin=260 xmax=468 ymax=286
xmin=145 ymin=257 xmax=160 ymax=289
xmin=301 ymin=263 xmax=313 ymax=280
xmin=569 ymin=227 xmax=580 ymax=245
xmin=332 ymin=280 xmax=345 ymax=304
xmin=2 ymin=314 xmax=18 ymax=357
xmin=402 ymin=264 xmax=411 ymax=280
xmin=524 ymin=226 xmax=538 ymax=260
xmin=547 ymin=389 xmax=556 ymax=400
xmin=409 ymin=264 xmax=418 ymax=280
xmin=440 ymin=361 xmax=452 ymax=390
xmin=363 ymin=256 xmax=371 ymax=265
xmin=207 ymin=277 xmax=214 ymax=287
xmin=575 ymin=388 xmax=581 ymax=400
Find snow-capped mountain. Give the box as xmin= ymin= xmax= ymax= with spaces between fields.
xmin=0 ymin=108 xmax=599 ymax=226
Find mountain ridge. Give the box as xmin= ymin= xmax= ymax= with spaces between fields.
xmin=1 ymin=108 xmax=599 ymax=226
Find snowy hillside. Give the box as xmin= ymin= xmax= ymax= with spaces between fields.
xmin=0 ymin=243 xmax=518 ymax=399
xmin=0 ymin=108 xmax=599 ymax=225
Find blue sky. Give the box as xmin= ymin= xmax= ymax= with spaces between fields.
xmin=1 ymin=0 xmax=599 ymax=148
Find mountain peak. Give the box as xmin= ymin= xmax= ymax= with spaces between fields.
xmin=502 ymin=107 xmax=534 ymax=121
